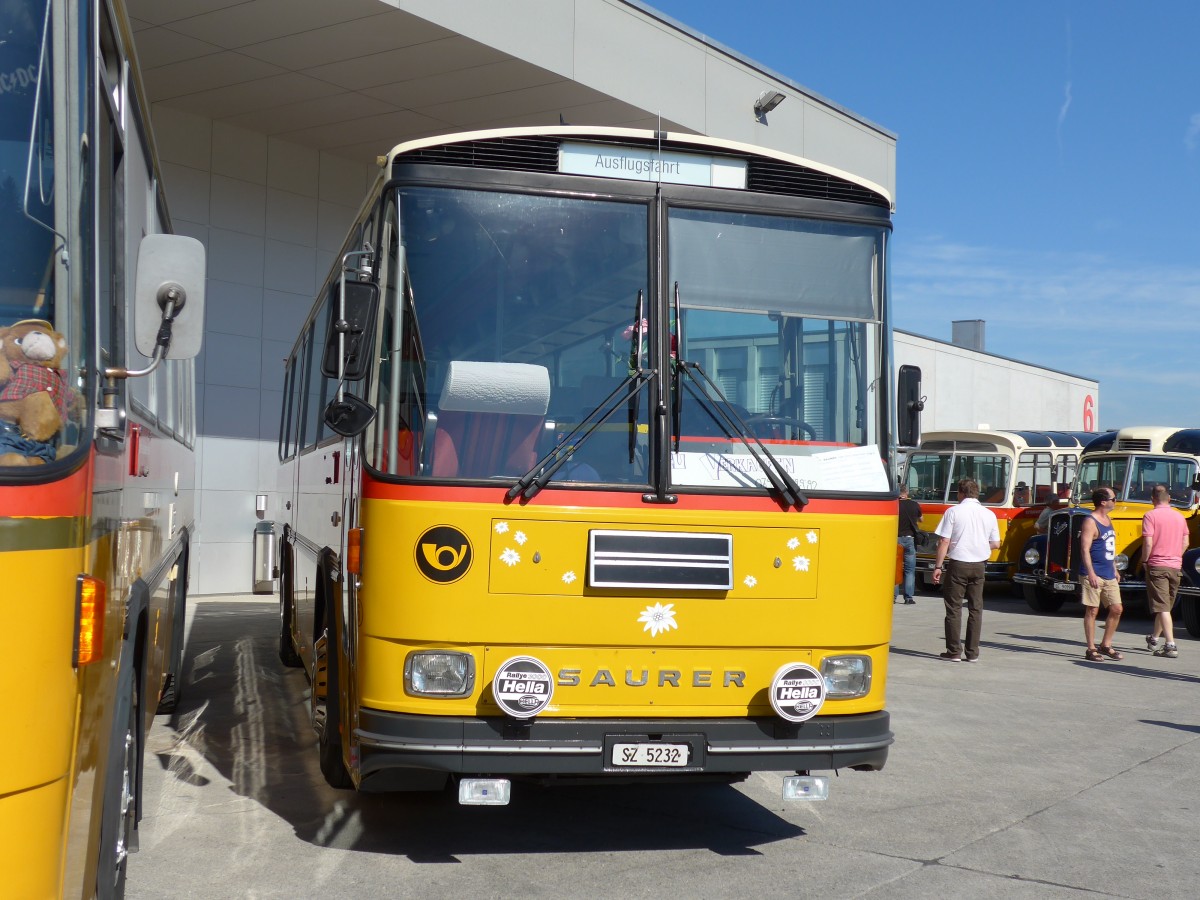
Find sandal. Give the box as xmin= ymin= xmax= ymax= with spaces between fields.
xmin=1098 ymin=646 xmax=1123 ymax=661
xmin=1085 ymin=648 xmax=1104 ymax=662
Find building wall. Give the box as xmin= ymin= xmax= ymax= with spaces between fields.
xmin=396 ymin=0 xmax=897 ymax=199
xmin=895 ymin=330 xmax=1099 ymax=437
xmin=153 ymin=105 xmax=375 ymax=594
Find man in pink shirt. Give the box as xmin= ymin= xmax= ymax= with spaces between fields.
xmin=1142 ymin=484 xmax=1190 ymax=659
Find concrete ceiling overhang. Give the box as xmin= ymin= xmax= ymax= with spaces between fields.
xmin=127 ymin=0 xmax=682 ymax=164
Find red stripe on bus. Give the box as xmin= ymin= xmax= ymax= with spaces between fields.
xmin=919 ymin=503 xmax=1041 ymax=522
xmin=361 ymin=475 xmax=896 ymax=514
xmin=0 ymin=457 xmax=93 ymax=517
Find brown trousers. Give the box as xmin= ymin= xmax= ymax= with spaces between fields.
xmin=943 ymin=559 xmax=986 ymax=660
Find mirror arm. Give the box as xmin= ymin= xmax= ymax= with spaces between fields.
xmin=104 ymin=287 xmax=183 ymax=381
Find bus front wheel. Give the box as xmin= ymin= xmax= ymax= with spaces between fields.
xmin=316 ymin=629 xmax=353 ymax=790
xmin=1024 ymin=584 xmax=1065 ymax=613
xmin=97 ymin=681 xmax=138 ymax=898
xmin=1182 ymin=595 xmax=1200 ymax=638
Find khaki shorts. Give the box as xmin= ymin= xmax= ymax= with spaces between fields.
xmin=1081 ymin=576 xmax=1121 ymax=608
xmin=1145 ymin=565 xmax=1181 ymax=614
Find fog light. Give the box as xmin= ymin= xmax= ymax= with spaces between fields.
xmin=1114 ymin=553 xmax=1129 ymax=572
xmin=405 ymin=651 xmax=475 ymax=697
xmin=820 ymin=655 xmax=871 ymax=699
xmin=1024 ymin=547 xmax=1041 ymax=566
xmin=459 ymin=778 xmax=510 ymax=805
xmin=783 ymin=774 xmax=829 ymax=801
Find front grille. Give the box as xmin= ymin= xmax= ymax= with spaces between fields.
xmin=396 ymin=135 xmax=890 ymax=207
xmin=589 ymin=530 xmax=733 ymax=590
xmin=1045 ymin=511 xmax=1086 ymax=578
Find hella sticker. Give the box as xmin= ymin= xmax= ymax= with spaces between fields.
xmin=492 ymin=656 xmax=554 ymax=719
xmin=769 ymin=662 xmax=826 ymax=723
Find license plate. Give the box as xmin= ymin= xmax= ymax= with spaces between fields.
xmin=611 ymin=742 xmax=690 ymax=767
xmin=1052 ymin=582 xmax=1075 ymax=592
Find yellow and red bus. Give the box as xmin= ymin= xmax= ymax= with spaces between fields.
xmin=0 ymin=0 xmax=205 ymax=895
xmin=901 ymin=430 xmax=1095 ymax=586
xmin=278 ymin=126 xmax=896 ymax=805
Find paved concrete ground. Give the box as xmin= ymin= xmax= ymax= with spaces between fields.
xmin=128 ymin=590 xmax=1199 ymax=899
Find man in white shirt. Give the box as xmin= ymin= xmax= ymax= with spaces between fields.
xmin=932 ymin=478 xmax=1001 ymax=662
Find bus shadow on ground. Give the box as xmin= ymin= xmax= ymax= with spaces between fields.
xmin=160 ymin=602 xmax=804 ymax=861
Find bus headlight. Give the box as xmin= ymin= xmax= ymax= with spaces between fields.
xmin=1024 ymin=547 xmax=1041 ymax=566
xmin=404 ymin=651 xmax=475 ymax=697
xmin=820 ymin=655 xmax=871 ymax=699
xmin=1114 ymin=554 xmax=1129 ymax=572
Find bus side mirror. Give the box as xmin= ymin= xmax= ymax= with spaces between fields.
xmin=896 ymin=365 xmax=923 ymax=447
xmin=134 ymin=234 xmax=206 ymax=360
xmin=324 ymin=394 xmax=376 ymax=438
xmin=321 ymin=279 xmax=379 ymax=381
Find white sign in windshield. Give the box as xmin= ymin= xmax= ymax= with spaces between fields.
xmin=559 ymin=142 xmax=747 ymax=189
xmin=672 ymin=444 xmax=890 ymax=493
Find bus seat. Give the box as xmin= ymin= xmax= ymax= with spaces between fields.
xmin=431 ymin=361 xmax=550 ymax=478
xmin=1034 ymin=485 xmax=1051 ymax=504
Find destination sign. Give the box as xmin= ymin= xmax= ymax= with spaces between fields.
xmin=559 ymin=141 xmax=747 ymax=189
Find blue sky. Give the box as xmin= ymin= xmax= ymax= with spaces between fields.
xmin=646 ymin=0 xmax=1200 ymax=429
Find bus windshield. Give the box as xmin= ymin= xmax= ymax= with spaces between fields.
xmin=368 ymin=184 xmax=888 ymax=494
xmin=904 ymin=452 xmax=1011 ymax=504
xmin=0 ymin=0 xmax=90 ymax=469
xmin=1075 ymin=455 xmax=1196 ymax=507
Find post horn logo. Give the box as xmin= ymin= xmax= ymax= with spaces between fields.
xmin=415 ymin=525 xmax=472 ymax=584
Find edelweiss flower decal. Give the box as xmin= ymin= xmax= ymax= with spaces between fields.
xmin=562 ymin=571 xmax=577 ymax=585
xmin=495 ymin=522 xmax=509 ymax=534
xmin=637 ymin=603 xmax=678 ymax=637
xmin=743 ymin=575 xmax=758 ymax=588
xmin=792 ymin=555 xmax=810 ymax=572
xmin=787 ymin=537 xmax=800 ymax=550
xmin=499 ymin=548 xmax=521 ymax=567
xmin=514 ymin=530 xmax=527 ymax=546
xmin=806 ymin=530 xmax=818 ymax=544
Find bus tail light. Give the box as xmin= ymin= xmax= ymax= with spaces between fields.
xmin=347 ymin=527 xmax=362 ymax=576
xmin=820 ymin=655 xmax=871 ymax=698
xmin=404 ymin=651 xmax=475 ymax=697
xmin=74 ymin=576 xmax=106 ymax=667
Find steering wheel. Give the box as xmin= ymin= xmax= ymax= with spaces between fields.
xmin=745 ymin=415 xmax=817 ymax=441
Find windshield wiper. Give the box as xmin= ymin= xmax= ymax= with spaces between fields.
xmin=676 ymin=360 xmax=809 ymax=510
xmin=507 ymin=291 xmax=651 ymax=502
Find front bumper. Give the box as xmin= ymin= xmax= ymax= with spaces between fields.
xmin=1013 ymin=572 xmax=1147 ymax=594
xmin=917 ymin=558 xmax=1012 ymax=581
xmin=355 ymin=709 xmax=892 ymax=784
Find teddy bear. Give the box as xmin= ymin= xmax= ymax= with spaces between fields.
xmin=0 ymin=319 xmax=78 ymax=466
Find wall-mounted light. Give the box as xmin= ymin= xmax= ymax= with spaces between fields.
xmin=754 ymin=89 xmax=787 ymax=120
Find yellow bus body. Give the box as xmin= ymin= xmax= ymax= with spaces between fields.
xmin=357 ymin=497 xmax=892 ymax=721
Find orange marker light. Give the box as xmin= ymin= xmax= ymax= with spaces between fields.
xmin=347 ymin=527 xmax=362 ymax=576
xmin=74 ymin=576 xmax=106 ymax=667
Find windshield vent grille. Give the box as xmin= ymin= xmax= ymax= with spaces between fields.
xmin=1117 ymin=439 xmax=1152 ymax=451
xmin=746 ymin=158 xmax=891 ymax=208
xmin=402 ymin=137 xmax=561 ymax=173
xmin=396 ymin=136 xmax=890 ymax=207
xmin=588 ymin=530 xmax=733 ymax=590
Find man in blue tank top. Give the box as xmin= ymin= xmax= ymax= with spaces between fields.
xmin=1079 ymin=487 xmax=1123 ymax=661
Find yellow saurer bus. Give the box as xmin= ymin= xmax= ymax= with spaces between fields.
xmin=0 ymin=0 xmax=206 ymax=895
xmin=278 ymin=126 xmax=896 ymax=805
xmin=902 ymin=430 xmax=1095 ymax=587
